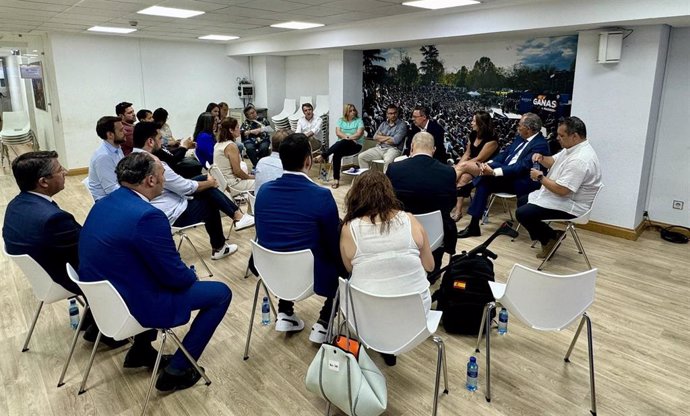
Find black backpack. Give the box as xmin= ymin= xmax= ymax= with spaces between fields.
xmin=433 ymin=248 xmax=497 ymax=334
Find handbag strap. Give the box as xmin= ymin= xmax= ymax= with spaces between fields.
xmin=345 ymin=281 xmax=361 ymax=341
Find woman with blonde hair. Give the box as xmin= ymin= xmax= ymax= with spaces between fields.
xmin=313 ymin=103 xmax=365 ymax=189
xmin=214 ymin=117 xmax=255 ymax=194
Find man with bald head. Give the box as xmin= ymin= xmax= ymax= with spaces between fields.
xmin=387 ymin=132 xmax=457 ymax=272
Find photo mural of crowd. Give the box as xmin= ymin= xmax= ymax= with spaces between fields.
xmin=361 ymin=36 xmax=578 ymax=159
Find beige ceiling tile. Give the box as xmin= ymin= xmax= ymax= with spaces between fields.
xmin=0 ymin=1 xmax=69 ymax=12
xmin=320 ymin=0 xmax=390 ymax=12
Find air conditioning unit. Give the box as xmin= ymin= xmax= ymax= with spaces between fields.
xmin=598 ymin=31 xmax=623 ymax=64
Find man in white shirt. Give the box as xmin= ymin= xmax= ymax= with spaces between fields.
xmin=254 ymin=129 xmax=289 ymax=193
xmin=87 ymin=116 xmax=125 ymax=201
xmin=132 ymin=122 xmax=254 ymax=260
xmin=295 ymin=103 xmax=323 ymax=153
xmin=516 ymin=116 xmax=602 ymax=258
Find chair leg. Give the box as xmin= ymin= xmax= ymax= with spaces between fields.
xmin=475 ymin=302 xmax=490 ymax=353
xmin=58 ymin=304 xmax=91 ymax=387
xmin=243 ymin=279 xmax=263 ymax=360
xmin=166 ymin=329 xmax=212 ymax=385
xmin=537 ymin=227 xmax=568 ymax=271
xmin=21 ymin=300 xmax=44 ymax=352
xmin=485 ymin=303 xmax=495 ymax=403
xmin=564 ymin=314 xmax=597 ymax=415
xmin=482 ymin=195 xmax=496 ymax=224
xmin=180 ymin=233 xmax=213 ymax=278
xmin=78 ymin=331 xmax=102 ymax=394
xmin=431 ymin=336 xmax=449 ymax=416
xmin=570 ymin=228 xmax=592 ymax=269
xmin=141 ymin=330 xmax=166 ymax=416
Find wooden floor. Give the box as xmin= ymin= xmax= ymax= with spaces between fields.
xmin=0 ymin=158 xmax=688 ymax=416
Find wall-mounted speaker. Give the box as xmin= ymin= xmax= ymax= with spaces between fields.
xmin=598 ymin=31 xmax=623 ymax=64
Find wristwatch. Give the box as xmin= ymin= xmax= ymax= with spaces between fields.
xmin=537 ymin=174 xmax=544 ymax=182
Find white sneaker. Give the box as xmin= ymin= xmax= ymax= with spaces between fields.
xmin=211 ymin=243 xmax=238 ymax=260
xmin=235 ymin=214 xmax=255 ymax=231
xmin=275 ymin=312 xmax=305 ymax=332
xmin=309 ymin=322 xmax=328 ymax=344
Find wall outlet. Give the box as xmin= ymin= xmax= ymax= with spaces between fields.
xmin=672 ymin=200 xmax=684 ymax=210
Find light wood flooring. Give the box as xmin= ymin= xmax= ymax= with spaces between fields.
xmin=0 ymin=159 xmax=688 ymax=416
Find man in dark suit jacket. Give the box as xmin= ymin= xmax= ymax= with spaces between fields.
xmin=402 ymin=105 xmax=449 ymax=163
xmin=79 ymin=152 xmax=232 ymax=392
xmin=387 ymin=132 xmax=457 ymax=273
xmin=458 ymin=112 xmax=550 ymax=238
xmin=255 ymin=133 xmax=344 ymax=344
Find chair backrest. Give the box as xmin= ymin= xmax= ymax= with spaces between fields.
xmin=500 ymin=264 xmax=597 ymax=331
xmin=81 ymin=177 xmax=95 ymax=203
xmin=314 ymin=95 xmax=329 ymax=115
xmin=571 ymin=185 xmax=604 ymax=224
xmin=3 ymin=246 xmax=75 ymax=303
xmin=413 ymin=210 xmax=444 ymax=251
xmin=338 ymin=278 xmax=430 ymax=355
xmin=247 ymin=192 xmax=257 ymax=215
xmin=207 ymin=164 xmax=229 ymax=194
xmin=66 ymin=264 xmax=147 ymax=340
xmin=0 ymin=111 xmax=30 ymax=137
xmin=250 ymin=240 xmax=314 ymax=302
xmin=278 ymin=98 xmax=296 ymax=117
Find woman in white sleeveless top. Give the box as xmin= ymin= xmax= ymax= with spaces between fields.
xmin=340 ymin=170 xmax=435 ymax=316
xmin=214 ymin=117 xmax=254 ymax=194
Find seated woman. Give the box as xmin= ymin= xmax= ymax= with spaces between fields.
xmin=340 ymin=170 xmax=435 ymax=314
xmin=194 ymin=112 xmax=215 ymax=168
xmin=451 ymin=110 xmax=499 ymax=221
xmin=153 ymin=107 xmax=179 ymax=148
xmin=215 ymin=117 xmax=255 ymax=194
xmin=206 ymin=102 xmax=221 ymax=136
xmin=313 ymin=103 xmax=364 ymax=189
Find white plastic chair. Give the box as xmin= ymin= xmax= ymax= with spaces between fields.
xmin=243 ymin=240 xmax=314 ymax=360
xmin=60 ymin=264 xmax=210 ymax=415
xmin=482 ymin=192 xmax=521 ymax=240
xmin=81 ymin=177 xmax=95 ymax=203
xmin=338 ymin=278 xmax=448 ymax=416
xmin=414 ymin=210 xmax=444 ymax=251
xmin=2 ymin=247 xmax=81 ymax=352
xmin=171 ymin=223 xmax=213 ymax=278
xmin=247 ymin=192 xmax=256 ymax=216
xmin=314 ymin=95 xmax=329 ymax=117
xmin=288 ymin=96 xmax=313 ymax=122
xmin=474 ymin=264 xmax=598 ymax=414
xmin=1 ymin=111 xmax=37 ymax=166
xmin=537 ymin=186 xmax=604 ymax=270
xmin=207 ymin=162 xmax=250 ymax=209
xmin=271 ymin=98 xmax=296 ymax=126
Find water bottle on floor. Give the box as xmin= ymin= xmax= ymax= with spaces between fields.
xmin=498 ymin=308 xmax=508 ymax=335
xmin=69 ymin=299 xmax=79 ymax=330
xmin=466 ymin=356 xmax=478 ymax=391
xmin=261 ymin=297 xmax=270 ymax=326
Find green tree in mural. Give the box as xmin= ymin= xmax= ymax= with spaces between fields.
xmin=363 ymin=49 xmax=387 ymax=86
xmin=455 ymin=65 xmax=469 ymax=88
xmin=419 ymin=45 xmax=444 ymax=84
xmin=396 ymin=55 xmax=418 ymax=86
xmin=467 ymin=56 xmax=504 ymax=90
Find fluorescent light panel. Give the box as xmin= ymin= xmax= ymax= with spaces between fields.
xmin=88 ymin=26 xmax=137 ymax=34
xmin=270 ymin=21 xmax=324 ymax=30
xmin=198 ymin=35 xmax=239 ymax=41
xmin=402 ymin=0 xmax=480 ymax=10
xmin=137 ymin=6 xmax=204 ymax=18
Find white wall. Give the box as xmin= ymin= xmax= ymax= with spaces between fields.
xmin=250 ymin=55 xmax=285 ymax=119
xmin=647 ymin=27 xmax=690 ymax=227
xmin=571 ymin=25 xmax=670 ymax=230
xmin=327 ymin=50 xmax=363 ymax=146
xmin=49 ymin=33 xmax=249 ymax=169
xmin=285 ymin=55 xmax=329 ymax=102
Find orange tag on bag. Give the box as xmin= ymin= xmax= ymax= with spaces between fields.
xmin=335 ymin=336 xmax=360 ymax=359
xmin=453 ymin=280 xmax=467 ymax=290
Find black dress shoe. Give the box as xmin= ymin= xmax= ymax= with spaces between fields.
xmin=82 ymin=325 xmax=129 ymax=349
xmin=457 ymin=226 xmax=481 ymax=239
xmin=123 ymin=346 xmax=173 ymax=369
xmin=155 ymin=366 xmax=204 ymax=392
xmin=381 ymin=353 xmax=397 ymax=367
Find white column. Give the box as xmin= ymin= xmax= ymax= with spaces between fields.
xmin=327 ymin=50 xmax=362 ymax=146
xmin=5 ymin=54 xmax=27 ymax=112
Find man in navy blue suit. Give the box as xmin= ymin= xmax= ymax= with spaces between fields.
xmin=458 ymin=112 xmax=550 ymax=238
xmin=79 ymin=152 xmax=232 ymax=392
xmin=255 ymin=133 xmax=344 ymax=344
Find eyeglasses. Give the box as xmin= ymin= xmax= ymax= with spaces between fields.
xmin=386 ymin=112 xmax=397 ymax=115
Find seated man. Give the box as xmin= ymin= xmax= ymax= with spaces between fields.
xmin=458 ymin=112 xmax=550 ymax=238
xmin=116 ymin=101 xmax=136 ymax=156
xmin=358 ymin=104 xmax=407 ymax=171
xmin=516 ymin=116 xmax=602 ymax=258
xmin=255 ymin=133 xmax=344 ymax=343
xmin=136 ymin=109 xmax=153 ymax=122
xmin=2 ymin=151 xmax=126 ymax=349
xmin=294 ymin=103 xmax=323 ymax=153
xmin=79 ymin=152 xmax=232 ymax=392
xmin=254 ymin=129 xmax=289 ymax=193
xmin=87 ymin=116 xmax=124 ymax=201
xmin=402 ymin=105 xmax=448 ymax=163
xmin=387 ymin=132 xmax=457 ymax=273
xmin=132 ymin=122 xmax=254 ymax=260
xmin=240 ymin=106 xmax=271 ymax=169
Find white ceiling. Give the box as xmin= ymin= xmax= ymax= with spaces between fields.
xmin=0 ymin=0 xmax=506 ymax=42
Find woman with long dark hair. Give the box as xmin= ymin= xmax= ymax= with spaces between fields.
xmin=193 ymin=112 xmax=215 ymax=168
xmin=206 ymin=102 xmax=221 ymax=135
xmin=451 ymin=110 xmax=499 ymax=221
xmin=215 ymin=117 xmax=255 ymax=194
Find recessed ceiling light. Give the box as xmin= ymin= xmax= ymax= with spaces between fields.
xmin=137 ymin=6 xmax=204 ymax=18
xmin=198 ymin=35 xmax=239 ymax=41
xmin=270 ymin=21 xmax=324 ymax=30
xmin=402 ymin=0 xmax=480 ymax=10
xmin=88 ymin=26 xmax=137 ymax=34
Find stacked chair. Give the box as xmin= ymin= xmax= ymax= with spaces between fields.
xmin=314 ymin=95 xmax=330 ymax=150
xmin=271 ymin=99 xmax=296 ymax=131
xmin=1 ymin=111 xmax=39 ymax=167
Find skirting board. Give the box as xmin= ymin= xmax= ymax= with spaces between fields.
xmin=577 ymin=220 xmax=645 ymax=241
xmin=67 ymin=167 xmax=88 ymax=176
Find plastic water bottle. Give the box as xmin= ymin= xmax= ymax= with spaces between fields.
xmin=69 ymin=299 xmax=79 ymax=330
xmin=498 ymin=308 xmax=508 ymax=335
xmin=466 ymin=356 xmax=479 ymax=391
xmin=261 ymin=297 xmax=270 ymax=326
